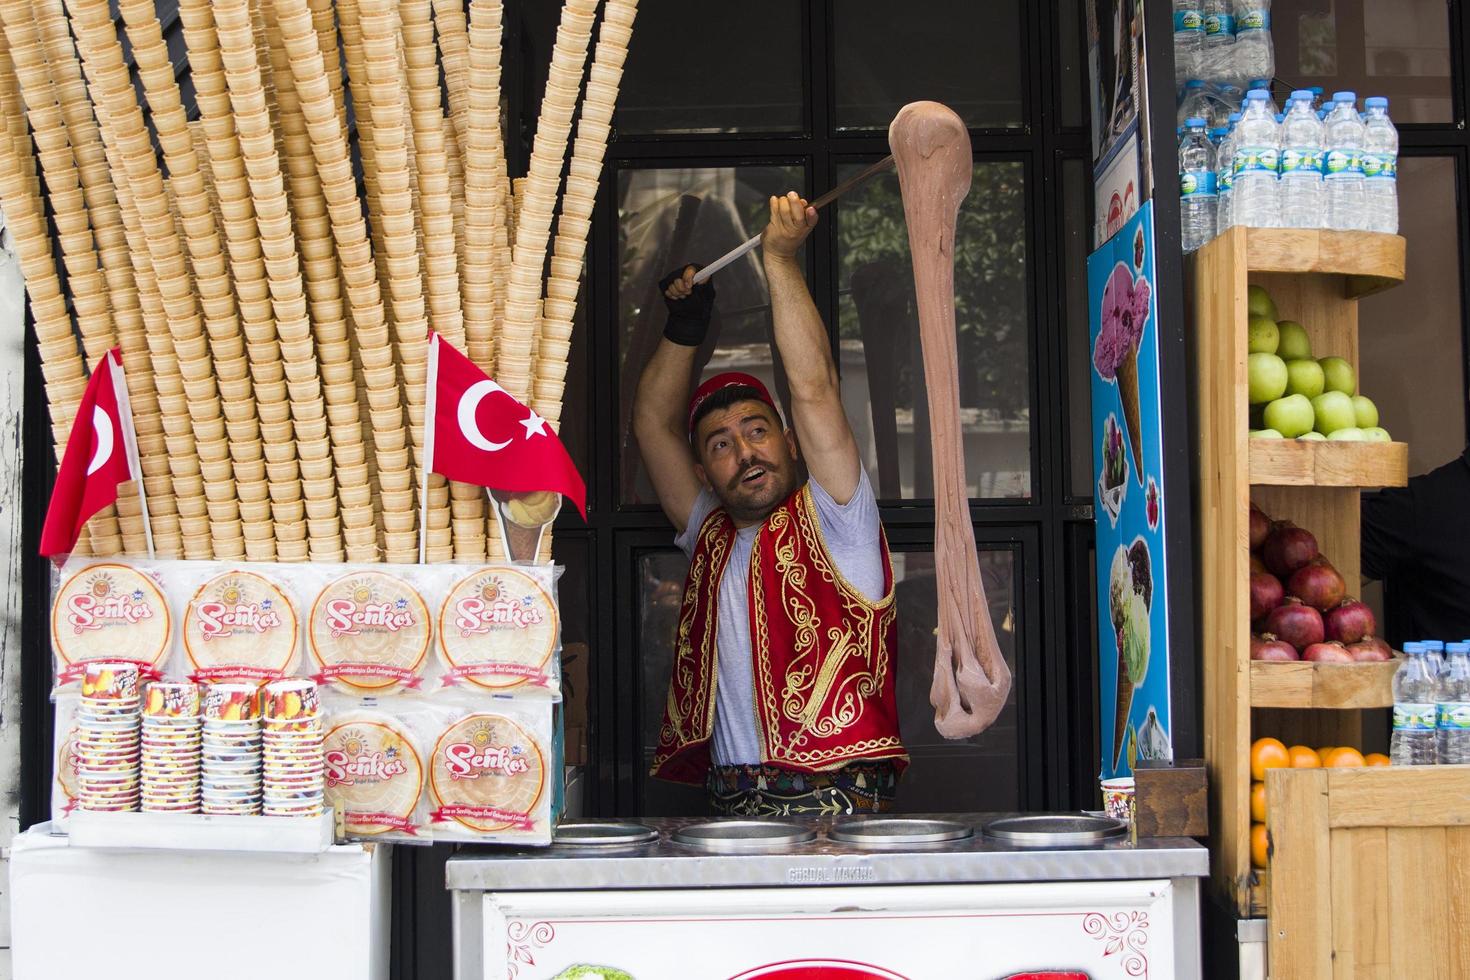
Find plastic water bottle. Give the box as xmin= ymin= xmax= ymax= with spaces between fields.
xmin=1437 ymin=642 xmax=1470 ymax=765
xmin=1178 ymin=80 xmax=1210 ymax=129
xmin=1233 ymin=0 xmax=1274 ymax=82
xmin=1308 ymin=86 xmax=1325 ymax=113
xmin=1278 ymin=91 xmax=1324 ymax=229
xmin=1216 ymin=112 xmax=1240 ymax=231
xmin=1174 ymin=2 xmax=1205 ymax=85
xmin=1202 ymin=0 xmax=1236 ymax=81
xmin=1231 ymin=90 xmax=1279 ymax=228
xmin=1361 ymin=96 xmax=1399 ymax=233
xmin=1323 ymin=92 xmax=1366 ymax=230
xmin=1240 ymin=80 xmax=1277 ymax=115
xmin=1207 ymin=83 xmax=1242 ymax=129
xmin=1178 ymin=119 xmax=1218 ymax=252
xmin=1392 ymin=643 xmax=1440 ymax=766
xmin=1425 ymin=639 xmax=1446 ymax=672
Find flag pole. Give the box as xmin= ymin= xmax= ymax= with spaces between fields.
xmin=110 ymin=350 xmax=153 ymax=558
xmin=420 ymin=333 xmax=438 ymax=564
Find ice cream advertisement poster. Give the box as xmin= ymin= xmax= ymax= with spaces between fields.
xmin=1088 ymin=201 xmax=1172 ymax=780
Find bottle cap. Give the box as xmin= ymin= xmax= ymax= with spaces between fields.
xmin=1185 ymin=79 xmax=1205 ymax=89
xmin=1447 ymin=642 xmax=1470 ymax=655
xmin=1246 ymin=90 xmax=1268 ymax=102
xmin=1365 ymin=96 xmax=1388 ymax=110
xmin=1309 ymin=86 xmax=1324 ymax=96
xmin=1185 ymin=116 xmax=1206 ymax=128
xmin=1291 ymin=90 xmax=1314 ymax=101
xmin=1425 ymin=640 xmax=1445 ymax=652
xmin=1229 ymin=113 xmax=1242 ymax=124
xmin=1332 ymin=91 xmax=1357 ymax=104
xmin=1403 ymin=642 xmax=1424 ymax=654
xmin=1249 ymin=79 xmax=1270 ymax=90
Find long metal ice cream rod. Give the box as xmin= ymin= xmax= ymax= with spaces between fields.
xmin=690 ymin=154 xmax=896 ymax=284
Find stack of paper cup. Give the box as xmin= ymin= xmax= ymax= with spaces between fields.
xmin=76 ymin=662 xmax=142 ymax=813
xmin=200 ymin=682 xmax=263 ymax=815
xmin=140 ymin=681 xmax=202 ymax=813
xmin=260 ymin=679 xmax=324 ymax=817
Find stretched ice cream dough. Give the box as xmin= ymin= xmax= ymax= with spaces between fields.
xmin=890 ymin=101 xmax=1013 ymax=738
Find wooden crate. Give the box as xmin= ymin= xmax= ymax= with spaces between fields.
xmin=1189 ymin=227 xmax=1408 ymax=917
xmin=1267 ymin=766 xmax=1470 ymax=976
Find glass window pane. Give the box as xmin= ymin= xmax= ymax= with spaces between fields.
xmin=1274 ymin=0 xmax=1452 ymax=123
xmin=615 ymin=0 xmax=804 ymax=134
xmin=833 ymin=0 xmax=1024 ymax=131
xmin=836 ymin=161 xmax=1031 ymax=500
xmin=617 ymin=164 xmax=805 ymax=508
xmin=1058 ymin=0 xmax=1085 ymax=128
xmin=634 ymin=545 xmax=1021 ymax=816
xmin=1360 ymin=157 xmax=1465 ymax=473
xmin=1063 ymin=158 xmax=1093 ymax=499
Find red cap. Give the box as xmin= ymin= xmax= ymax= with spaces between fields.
xmin=686 ymin=372 xmax=778 ymax=437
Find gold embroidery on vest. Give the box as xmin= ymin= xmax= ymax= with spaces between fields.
xmin=656 ymin=512 xmax=730 ymax=762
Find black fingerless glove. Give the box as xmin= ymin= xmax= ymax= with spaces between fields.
xmin=659 ymin=264 xmax=716 ymax=346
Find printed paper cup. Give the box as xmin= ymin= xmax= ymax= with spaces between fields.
xmin=144 ymin=682 xmax=201 ymax=719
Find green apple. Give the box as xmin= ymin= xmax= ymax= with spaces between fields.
xmin=1351 ymin=394 xmax=1378 ymax=428
xmin=1247 ymin=315 xmax=1280 ymax=354
xmin=1297 ymin=431 xmax=1327 ymax=441
xmin=1248 ymin=284 xmax=1279 ymax=321
xmin=1285 ymin=358 xmax=1325 ymax=398
xmin=1312 ymin=390 xmax=1356 ymax=434
xmin=1250 ymin=428 xmax=1284 ymax=439
xmin=1276 ymin=321 xmax=1313 ymax=360
xmin=1327 ymin=427 xmax=1366 ymax=441
xmin=1362 ymin=426 xmax=1392 ymax=442
xmin=1264 ymin=394 xmax=1315 ymax=437
xmin=1319 ymin=356 xmax=1356 ymax=394
xmin=1248 ymin=352 xmax=1289 ymax=404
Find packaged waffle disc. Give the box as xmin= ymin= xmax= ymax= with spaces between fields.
xmin=308 ymin=570 xmax=432 ymax=694
xmin=322 ymin=703 xmax=428 ymax=840
xmin=183 ymin=570 xmax=301 ymax=683
xmin=51 ymin=561 xmax=172 ymax=688
xmin=52 ymin=693 xmax=81 ymax=824
xmin=425 ymin=694 xmax=555 ymax=845
xmin=436 ymin=565 xmax=560 ymax=691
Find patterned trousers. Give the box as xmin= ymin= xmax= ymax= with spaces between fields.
xmin=705 ymin=761 xmax=900 ymax=816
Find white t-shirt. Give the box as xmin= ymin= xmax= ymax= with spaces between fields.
xmin=674 ymin=469 xmax=886 ymax=766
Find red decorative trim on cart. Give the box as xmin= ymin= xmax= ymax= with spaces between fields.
xmin=429 ymin=804 xmax=533 ymax=829
xmin=1082 ymin=910 xmax=1149 ymax=977
xmin=504 ymin=920 xmax=556 ymax=977
xmin=309 ymin=664 xmax=423 ymax=689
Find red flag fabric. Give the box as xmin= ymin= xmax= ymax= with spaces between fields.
xmin=40 ymin=348 xmax=138 ymax=557
xmin=427 ymin=333 xmax=587 ymax=519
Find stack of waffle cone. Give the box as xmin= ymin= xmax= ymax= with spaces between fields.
xmin=0 ymin=0 xmax=125 ymax=555
xmin=69 ymin=0 xmax=217 ymax=559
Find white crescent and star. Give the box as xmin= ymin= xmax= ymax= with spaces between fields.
xmin=456 ymin=381 xmax=549 ymax=453
xmin=86 ymin=405 xmax=114 ymax=476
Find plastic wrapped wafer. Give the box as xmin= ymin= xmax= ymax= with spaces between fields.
xmin=119 ymin=0 xmax=250 ymax=559
xmin=178 ymin=0 xmax=273 ymax=560
xmin=67 ymin=0 xmax=214 ymax=558
xmin=214 ymin=0 xmax=334 ymax=560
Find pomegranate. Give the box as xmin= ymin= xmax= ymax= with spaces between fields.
xmin=1324 ymin=599 xmax=1377 ymax=644
xmin=1251 ymin=634 xmax=1299 ymax=662
xmin=1288 ymin=558 xmax=1347 ymax=612
xmin=1250 ymin=571 xmax=1285 ymax=622
xmin=1262 ymin=522 xmax=1319 ymax=578
xmin=1303 ymin=641 xmax=1355 ymax=664
xmin=1265 ymin=597 xmax=1325 ymax=651
xmin=1346 ymin=636 xmax=1393 ymax=662
xmin=1249 ymin=504 xmax=1271 ymax=551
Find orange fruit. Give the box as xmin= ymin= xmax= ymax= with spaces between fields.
xmin=1288 ymin=745 xmax=1321 ymax=768
xmin=1364 ymin=753 xmax=1391 ymax=767
xmin=1316 ymin=746 xmax=1337 ymax=765
xmin=1251 ymin=737 xmax=1290 ymax=780
xmin=1250 ymin=781 xmax=1267 ymax=822
xmin=1251 ymin=823 xmax=1270 ymax=868
xmin=1324 ymin=746 xmax=1366 ymax=768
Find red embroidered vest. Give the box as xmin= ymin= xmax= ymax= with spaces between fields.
xmin=650 ymin=483 xmax=908 ymax=784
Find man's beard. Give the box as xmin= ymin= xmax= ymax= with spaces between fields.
xmin=713 ymin=456 xmax=791 ymax=524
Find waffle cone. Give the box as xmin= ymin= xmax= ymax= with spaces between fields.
xmin=1116 ymin=342 xmax=1144 ymax=487
xmin=1112 ymin=637 xmax=1135 ymax=770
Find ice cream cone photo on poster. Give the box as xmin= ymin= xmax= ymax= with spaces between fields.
xmin=1092 ymin=262 xmax=1151 ymax=484
xmin=1097 ymin=413 xmax=1128 ymax=527
xmin=1107 ymin=537 xmax=1153 ymax=769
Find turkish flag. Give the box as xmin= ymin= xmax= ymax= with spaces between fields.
xmin=40 ymin=348 xmax=142 ymax=558
xmin=426 ymin=332 xmax=586 ymax=519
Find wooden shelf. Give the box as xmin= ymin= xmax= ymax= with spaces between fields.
xmin=1244 ymin=228 xmax=1406 ymax=297
xmin=1250 ymin=655 xmax=1401 ymax=709
xmin=1249 ymin=439 xmax=1409 ymax=487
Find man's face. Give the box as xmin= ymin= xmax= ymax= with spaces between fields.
xmin=693 ymin=399 xmax=798 ymax=525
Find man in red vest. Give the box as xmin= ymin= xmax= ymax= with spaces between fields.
xmin=633 ymin=191 xmax=908 ymax=815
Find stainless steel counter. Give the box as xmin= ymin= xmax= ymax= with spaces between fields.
xmin=446 ymin=813 xmax=1207 ymax=892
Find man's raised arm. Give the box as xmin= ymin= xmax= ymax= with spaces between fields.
xmin=763 ymin=191 xmax=862 ymax=504
xmin=631 ymin=266 xmax=713 ymax=530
